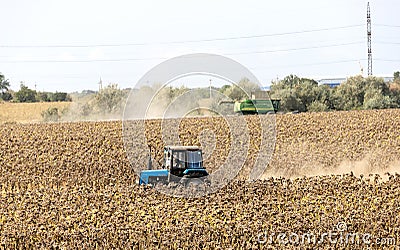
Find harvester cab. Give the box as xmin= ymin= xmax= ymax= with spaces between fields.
xmin=139 ymin=145 xmax=209 ymax=186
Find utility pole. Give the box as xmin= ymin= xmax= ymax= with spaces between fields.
xmin=98 ymin=77 xmax=103 ymax=92
xmin=367 ymin=2 xmax=372 ymax=76
xmin=209 ymin=79 xmax=212 ymax=99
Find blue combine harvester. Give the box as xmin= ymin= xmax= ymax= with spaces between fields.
xmin=139 ymin=145 xmax=210 ymax=186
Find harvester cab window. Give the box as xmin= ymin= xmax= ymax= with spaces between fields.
xmin=173 ymin=151 xmax=185 ymax=169
xmin=164 ymin=150 xmax=172 ymax=169
xmin=187 ymin=151 xmax=202 ymax=169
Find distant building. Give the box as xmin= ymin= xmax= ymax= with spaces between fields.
xmin=260 ymin=86 xmax=271 ymax=91
xmin=263 ymin=76 xmax=395 ymax=90
xmin=381 ymin=76 xmax=394 ymax=83
xmin=316 ymin=76 xmax=394 ymax=88
xmin=316 ymin=78 xmax=347 ymax=88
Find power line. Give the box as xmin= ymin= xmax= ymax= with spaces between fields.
xmin=16 ymin=56 xmax=400 ymax=81
xmin=0 ymin=24 xmax=364 ymax=48
xmin=225 ymin=41 xmax=364 ymax=56
xmin=0 ymin=41 xmax=365 ymax=63
xmin=375 ymin=41 xmax=400 ymax=45
xmin=250 ymin=59 xmax=366 ymax=70
xmin=8 ymin=59 xmax=369 ymax=81
xmin=0 ymin=57 xmax=169 ymax=63
xmin=374 ymin=24 xmax=400 ymax=28
xmin=375 ymin=58 xmax=400 ymax=62
xmin=20 ymin=58 xmax=400 ymax=78
xmin=159 ymin=24 xmax=365 ymax=43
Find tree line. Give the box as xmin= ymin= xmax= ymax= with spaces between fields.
xmin=0 ymin=74 xmax=71 ymax=103
xmin=2 ymin=71 xmax=400 ymax=116
xmin=268 ymin=72 xmax=400 ymax=112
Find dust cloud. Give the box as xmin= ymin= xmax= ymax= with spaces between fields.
xmin=262 ymin=154 xmax=400 ymax=182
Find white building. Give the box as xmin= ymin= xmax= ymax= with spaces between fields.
xmin=316 ymin=76 xmax=394 ymax=88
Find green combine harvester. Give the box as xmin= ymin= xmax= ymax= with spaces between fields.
xmin=233 ymin=99 xmax=280 ymax=115
xmin=219 ymin=90 xmax=281 ymax=115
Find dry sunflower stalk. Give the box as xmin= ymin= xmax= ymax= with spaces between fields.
xmin=0 ymin=109 xmax=399 ymax=248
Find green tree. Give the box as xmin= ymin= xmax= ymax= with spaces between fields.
xmin=281 ymin=74 xmax=301 ymax=88
xmin=36 ymin=91 xmax=72 ymax=102
xmin=224 ymin=85 xmax=246 ymax=101
xmin=36 ymin=92 xmax=50 ymax=102
xmin=332 ymin=82 xmax=361 ymax=110
xmin=48 ymin=92 xmax=72 ymax=102
xmin=332 ymin=75 xmax=392 ymax=110
xmin=0 ymin=73 xmax=11 ymax=101
xmin=165 ymin=86 xmax=190 ymax=102
xmin=294 ymin=78 xmax=319 ymax=111
xmin=271 ymin=74 xmax=396 ymax=112
xmin=332 ymin=76 xmax=365 ymax=110
xmin=1 ymin=91 xmax=13 ymax=101
xmin=94 ymin=83 xmax=126 ymax=113
xmin=389 ymin=80 xmax=400 ymax=108
xmin=15 ymin=84 xmax=37 ymax=102
xmin=222 ymin=78 xmax=261 ymax=101
xmin=394 ymin=71 xmax=400 ymax=81
xmin=237 ymin=78 xmax=261 ymax=96
xmin=365 ymin=76 xmax=390 ymax=96
xmin=308 ymin=100 xmax=330 ymax=112
xmin=0 ymin=73 xmax=10 ymax=93
xmin=219 ymin=85 xmax=230 ymax=94
xmin=277 ymin=88 xmax=302 ymax=112
xmin=315 ymin=84 xmax=335 ymax=109
xmin=80 ymin=103 xmax=93 ymax=116
xmin=343 ymin=76 xmax=365 ymax=107
xmin=363 ymin=76 xmax=392 ymax=109
xmin=270 ymin=75 xmax=328 ymax=112
xmin=363 ymin=88 xmax=393 ymax=109
xmin=41 ymin=107 xmax=60 ymax=122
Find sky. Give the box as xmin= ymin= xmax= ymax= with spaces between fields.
xmin=0 ymin=0 xmax=399 ymax=92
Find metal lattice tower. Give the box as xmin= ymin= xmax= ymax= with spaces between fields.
xmin=367 ymin=2 xmax=372 ymax=75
